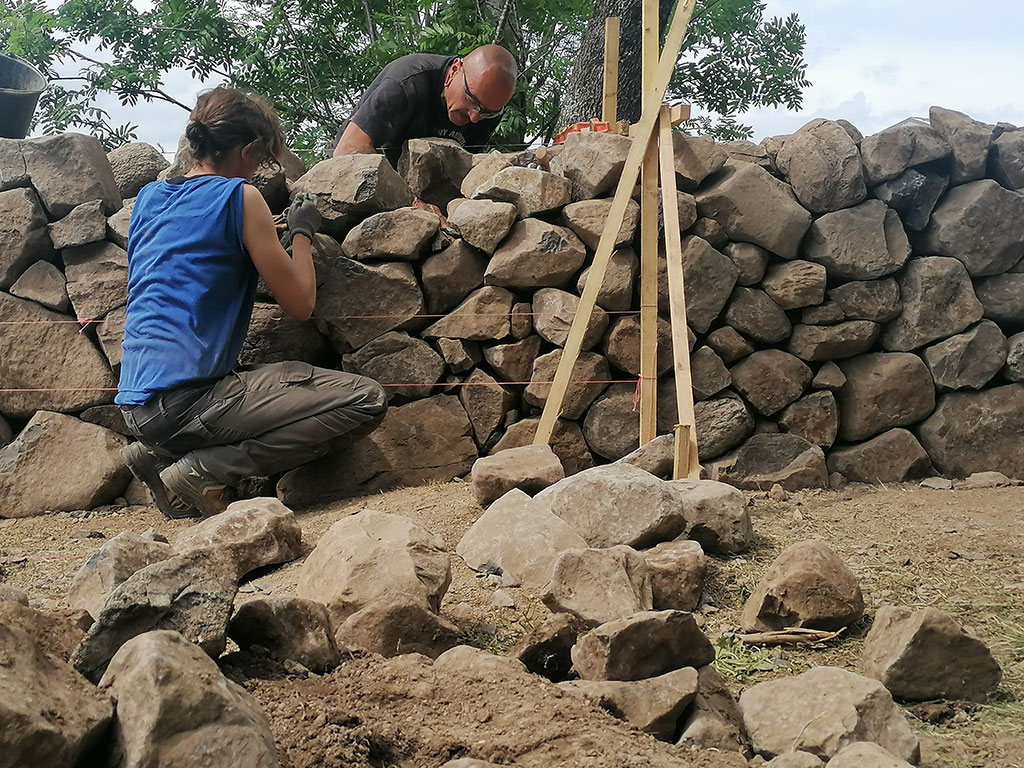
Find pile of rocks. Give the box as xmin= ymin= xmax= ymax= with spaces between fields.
xmin=3 ymin=106 xmax=1024 ymax=516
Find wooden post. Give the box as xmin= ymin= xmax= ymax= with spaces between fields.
xmin=638 ymin=0 xmax=659 ymax=445
xmin=602 ymin=17 xmax=620 ymax=125
xmin=533 ymin=0 xmax=697 ymax=447
xmin=658 ymin=105 xmax=700 ymax=479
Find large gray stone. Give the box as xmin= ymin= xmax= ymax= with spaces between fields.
xmin=534 ymin=463 xmax=686 ymax=549
xmin=974 ymin=273 xmax=1024 ymax=329
xmin=448 ymin=198 xmax=517 ymax=252
xmin=229 ymin=597 xmax=341 ymax=673
xmin=9 ymin=259 xmax=70 ymax=313
xmin=473 ymin=165 xmax=571 ymax=216
xmin=469 ymin=445 xmax=564 ymax=505
xmin=421 ymin=240 xmax=488 ymax=314
xmin=711 ymin=434 xmax=828 ymax=492
xmin=543 ymin=546 xmax=653 ymax=627
xmin=672 ymin=133 xmax=729 ymax=191
xmin=723 ymin=241 xmax=769 ymax=286
xmin=988 ymin=128 xmax=1024 ymax=190
xmin=99 ymin=630 xmax=280 ymax=767
xmin=489 ymin=417 xmax=594 ymax=477
xmin=562 ymin=198 xmax=640 ymax=250
xmin=457 ymin=488 xmax=586 ymax=588
xmin=881 ymin=257 xmax=983 ymax=351
xmin=571 ymin=610 xmax=715 ymax=682
xmin=458 ymin=368 xmax=515 ymax=449
xmin=678 ymin=664 xmax=749 ymax=754
xmin=293 ymin=154 xmax=413 ymax=237
xmin=343 ymin=331 xmax=445 ymax=399
xmin=695 ymin=162 xmax=812 ymax=259
xmin=582 ymin=383 xmax=640 ymax=461
xmin=829 ymin=278 xmax=901 ymax=322
xmin=787 ymin=321 xmax=880 ymax=362
xmin=761 ymin=260 xmax=827 ymax=310
xmin=667 ymin=479 xmax=752 ymax=555
xmin=0 ymin=186 xmax=53 ymax=289
xmin=675 ymin=236 xmax=740 ymax=333
xmin=860 ymin=121 xmax=949 ymax=186
xmin=240 ymin=302 xmax=332 ymax=368
xmin=730 ymin=350 xmax=812 ymax=417
xmin=523 ymin=349 xmax=610 ymax=420
xmin=827 ymin=429 xmax=932 ymax=484
xmin=340 ymin=206 xmax=440 ymax=261
xmin=0 ymin=619 xmax=112 ymax=767
xmin=68 ymin=531 xmax=173 ymax=620
xmin=740 ymin=667 xmax=920 ymax=763
xmin=399 ymin=137 xmax=472 ymax=208
xmin=296 ymin=509 xmax=450 ymax=635
xmin=778 ymin=391 xmax=838 ymax=449
xmin=533 ymin=287 xmax=608 ymax=350
xmin=921 ymin=179 xmax=1024 ymax=276
xmin=171 ymin=497 xmax=302 ymax=579
xmin=804 ymin=199 xmax=910 ymax=280
xmin=922 ymin=320 xmax=1007 ymax=391
xmin=107 ymin=141 xmax=169 ymax=198
xmin=0 ymin=411 xmax=129 ymax=518
xmin=917 ymin=385 xmax=1024 ymax=479
xmin=277 ymin=395 xmax=477 ymax=503
xmin=928 ymin=106 xmax=995 ymax=185
xmin=723 ymin=287 xmax=792 ymax=344
xmin=643 ymin=540 xmax=706 ymax=612
xmin=862 ymin=605 xmax=1002 ymax=702
xmin=693 ymin=396 xmax=755 ymax=461
xmin=485 ymin=218 xmax=586 ymax=289
xmin=602 ymin=315 xmax=675 ymax=377
xmin=48 ymin=199 xmax=107 ymax=249
xmin=775 ymin=118 xmax=867 ymax=213
xmin=62 ymin=240 xmax=128 ymax=321
xmin=21 ymin=132 xmax=122 ymax=217
xmin=424 ymin=286 xmax=513 ymax=341
xmin=551 ymin=130 xmax=632 ymax=200
xmin=873 ymin=165 xmax=948 ymax=231
xmin=577 ymin=247 xmax=638 ymax=312
xmin=837 ymin=353 xmax=935 ymax=441
xmin=71 ymin=551 xmax=238 ymax=682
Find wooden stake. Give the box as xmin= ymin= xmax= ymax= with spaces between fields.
xmin=658 ymin=105 xmax=700 ymax=479
xmin=638 ymin=0 xmax=659 ymax=446
xmin=534 ymin=0 xmax=698 ymax=447
xmin=602 ymin=17 xmax=620 ymax=125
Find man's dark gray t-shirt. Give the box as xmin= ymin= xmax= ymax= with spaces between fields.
xmin=338 ymin=53 xmax=501 ymax=166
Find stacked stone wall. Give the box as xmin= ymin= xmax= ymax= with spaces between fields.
xmin=2 ymin=106 xmax=1023 ymax=514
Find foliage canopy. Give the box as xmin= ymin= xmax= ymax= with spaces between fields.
xmin=1 ymin=0 xmax=809 ymax=158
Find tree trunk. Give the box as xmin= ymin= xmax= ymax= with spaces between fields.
xmin=557 ymin=0 xmax=673 ymax=129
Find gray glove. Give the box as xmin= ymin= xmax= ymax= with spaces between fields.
xmin=286 ymin=197 xmax=321 ymax=241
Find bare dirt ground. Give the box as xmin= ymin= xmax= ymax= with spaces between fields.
xmin=2 ymin=479 xmax=1022 ymax=768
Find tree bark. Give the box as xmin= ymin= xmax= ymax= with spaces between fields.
xmin=557 ymin=0 xmax=673 ymax=129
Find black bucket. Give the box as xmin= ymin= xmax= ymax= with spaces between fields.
xmin=0 ymin=53 xmax=46 ymax=140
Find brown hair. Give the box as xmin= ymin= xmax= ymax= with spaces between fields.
xmin=185 ymin=87 xmax=285 ymax=172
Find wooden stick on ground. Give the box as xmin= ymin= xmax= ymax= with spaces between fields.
xmin=734 ymin=627 xmax=846 ymax=647
xmin=657 ymin=105 xmax=700 ymax=479
xmin=533 ymin=0 xmax=698 ymax=447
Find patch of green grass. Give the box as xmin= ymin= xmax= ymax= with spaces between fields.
xmin=711 ymin=634 xmax=810 ymax=685
xmin=458 ymin=612 xmax=538 ymax=656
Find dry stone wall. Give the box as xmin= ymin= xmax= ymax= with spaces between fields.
xmin=2 ymin=107 xmax=1024 ymax=515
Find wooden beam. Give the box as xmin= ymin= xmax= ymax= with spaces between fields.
xmin=658 ymin=105 xmax=700 ymax=479
xmin=602 ymin=17 xmax=620 ymax=125
xmin=533 ymin=0 xmax=698 ymax=447
xmin=669 ymin=103 xmax=691 ymax=125
xmin=638 ymin=0 xmax=659 ymax=446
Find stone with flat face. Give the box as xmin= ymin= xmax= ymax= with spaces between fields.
xmin=928 ymin=106 xmax=995 ymax=184
xmin=860 ymin=121 xmax=949 ymax=186
xmin=775 ymin=118 xmax=867 ymax=213
xmin=485 ymin=218 xmax=586 ymax=289
xmin=826 ymin=428 xmax=932 ymax=484
xmin=804 ymin=199 xmax=910 ymax=281
xmin=341 ymin=206 xmax=440 ymax=261
xmin=836 ymin=353 xmax=935 ymax=441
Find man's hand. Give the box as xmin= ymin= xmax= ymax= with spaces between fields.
xmin=287 ymin=196 xmax=321 ymax=241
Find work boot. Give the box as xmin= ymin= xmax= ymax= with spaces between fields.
xmin=122 ymin=442 xmax=200 ymax=519
xmin=160 ymin=455 xmax=234 ymax=518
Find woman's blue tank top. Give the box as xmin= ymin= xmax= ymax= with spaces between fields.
xmin=116 ymin=175 xmax=256 ymax=405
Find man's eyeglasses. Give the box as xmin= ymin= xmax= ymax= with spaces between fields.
xmin=461 ymin=64 xmax=504 ymax=119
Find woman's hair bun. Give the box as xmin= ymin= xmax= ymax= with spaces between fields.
xmin=185 ymin=119 xmax=210 ymax=150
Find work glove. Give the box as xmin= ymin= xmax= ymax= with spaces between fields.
xmin=286 ymin=196 xmax=321 ymax=242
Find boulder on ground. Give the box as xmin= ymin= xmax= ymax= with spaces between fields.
xmin=862 ymin=605 xmax=1002 ymax=702
xmin=667 ymin=479 xmax=752 ymax=554
xmin=0 ymin=620 xmax=113 ymax=767
xmin=296 ymin=509 xmax=450 ymax=635
xmin=825 ymin=742 xmax=914 ymax=768
xmin=572 ymin=610 xmax=715 ymax=681
xmin=71 ymin=550 xmax=238 ymax=682
xmin=68 ymin=531 xmax=173 ymax=620
xmin=470 ymin=444 xmax=564 ymax=505
xmin=739 ymin=666 xmax=920 ymax=763
xmin=559 ymin=667 xmax=700 ymax=741
xmin=826 ymin=429 xmax=932 ymax=484
xmin=172 ymin=497 xmax=302 ymax=579
xmin=512 ymin=612 xmax=586 ymax=682
xmin=677 ymin=664 xmax=750 ymax=754
xmin=99 ymin=630 xmax=280 ymax=767
xmin=0 ymin=411 xmax=130 ymax=518
xmin=741 ymin=540 xmax=864 ymax=632
xmin=456 ymin=489 xmax=587 ymax=588
xmin=710 ymin=434 xmax=828 ymax=492
xmin=542 ymin=546 xmax=653 ymax=627
xmin=229 ymin=597 xmax=341 ymax=673
xmin=643 ymin=540 xmax=706 ymax=612
xmin=335 ymin=595 xmax=461 ymax=659
xmin=534 ymin=464 xmax=686 ymax=548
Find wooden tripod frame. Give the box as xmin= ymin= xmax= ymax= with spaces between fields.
xmin=533 ymin=0 xmax=700 ymax=480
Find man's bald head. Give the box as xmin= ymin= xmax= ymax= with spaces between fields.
xmin=464 ymin=44 xmax=518 ymax=98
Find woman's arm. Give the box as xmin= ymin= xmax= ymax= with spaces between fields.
xmin=241 ymin=185 xmax=316 ymax=320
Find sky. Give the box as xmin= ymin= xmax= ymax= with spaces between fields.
xmin=68 ymin=0 xmax=1024 ymax=155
